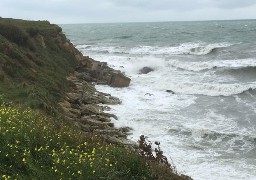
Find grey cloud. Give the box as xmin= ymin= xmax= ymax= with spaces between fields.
xmin=111 ymin=0 xmax=256 ymax=11
xmin=1 ymin=0 xmax=256 ymax=23
xmin=213 ymin=0 xmax=256 ymax=8
xmin=110 ymin=0 xmax=206 ymax=11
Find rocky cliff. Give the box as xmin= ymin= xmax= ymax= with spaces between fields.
xmin=0 ymin=18 xmax=129 ymax=109
xmin=0 ymin=18 xmax=131 ymax=143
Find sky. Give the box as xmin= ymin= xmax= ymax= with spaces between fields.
xmin=1 ymin=0 xmax=256 ymax=24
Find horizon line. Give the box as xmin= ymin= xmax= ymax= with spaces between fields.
xmin=59 ymin=18 xmax=256 ymax=25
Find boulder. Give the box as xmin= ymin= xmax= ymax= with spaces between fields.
xmin=100 ymin=112 xmax=118 ymax=120
xmin=166 ymin=90 xmax=175 ymax=94
xmin=100 ymin=96 xmax=121 ymax=105
xmin=139 ymin=67 xmax=154 ymax=74
xmin=109 ymin=73 xmax=131 ymax=87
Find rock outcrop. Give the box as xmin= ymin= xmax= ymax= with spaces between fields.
xmin=166 ymin=90 xmax=175 ymax=94
xmin=82 ymin=60 xmax=131 ymax=87
xmin=139 ymin=67 xmax=154 ymax=74
xmin=109 ymin=73 xmax=131 ymax=87
xmin=59 ymin=58 xmax=133 ymax=145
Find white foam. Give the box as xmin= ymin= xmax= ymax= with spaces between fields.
xmin=130 ymin=42 xmax=232 ymax=55
xmin=96 ymin=83 xmax=256 ymax=180
xmin=77 ymin=42 xmax=232 ymax=56
xmin=168 ymin=82 xmax=256 ymax=96
xmin=82 ymin=51 xmax=256 ymax=180
xmin=169 ymin=58 xmax=256 ymax=72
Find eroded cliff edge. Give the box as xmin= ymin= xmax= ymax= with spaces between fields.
xmin=0 ymin=18 xmax=132 ymax=144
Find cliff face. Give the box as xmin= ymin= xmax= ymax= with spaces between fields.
xmin=0 ymin=17 xmax=133 ymax=157
xmin=0 ymin=18 xmax=83 ymax=110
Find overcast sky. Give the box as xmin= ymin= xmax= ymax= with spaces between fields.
xmin=1 ymin=0 xmax=256 ymax=24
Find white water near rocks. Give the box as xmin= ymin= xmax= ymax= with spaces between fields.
xmin=61 ymin=20 xmax=256 ymax=180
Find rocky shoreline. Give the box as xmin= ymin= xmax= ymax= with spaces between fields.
xmin=59 ymin=56 xmax=134 ymax=146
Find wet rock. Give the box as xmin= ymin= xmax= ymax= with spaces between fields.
xmin=166 ymin=90 xmax=175 ymax=94
xmin=98 ymin=95 xmax=121 ymax=105
xmin=139 ymin=67 xmax=154 ymax=74
xmin=120 ymin=127 xmax=133 ymax=133
xmin=109 ymin=73 xmax=131 ymax=87
xmin=145 ymin=93 xmax=153 ymax=96
xmin=59 ymin=59 xmax=134 ymax=149
xmin=101 ymin=112 xmax=118 ymax=120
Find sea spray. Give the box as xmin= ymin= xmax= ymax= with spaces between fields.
xmin=62 ymin=20 xmax=256 ymax=180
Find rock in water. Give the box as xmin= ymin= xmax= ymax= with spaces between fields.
xmin=166 ymin=90 xmax=175 ymax=94
xmin=139 ymin=67 xmax=154 ymax=74
xmin=109 ymin=73 xmax=131 ymax=87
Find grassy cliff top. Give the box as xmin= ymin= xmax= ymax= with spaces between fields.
xmin=0 ymin=18 xmax=82 ymax=112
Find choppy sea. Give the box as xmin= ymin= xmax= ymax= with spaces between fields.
xmin=61 ymin=20 xmax=256 ymax=180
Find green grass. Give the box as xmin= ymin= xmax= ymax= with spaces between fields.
xmin=0 ymin=18 xmax=80 ymax=112
xmin=0 ymin=98 xmax=184 ymax=180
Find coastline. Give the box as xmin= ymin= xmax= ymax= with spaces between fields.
xmin=59 ymin=56 xmax=192 ymax=180
xmin=59 ymin=56 xmax=134 ymax=146
xmin=0 ymin=18 xmax=191 ymax=179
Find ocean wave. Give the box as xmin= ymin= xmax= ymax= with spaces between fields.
xmin=168 ymin=127 xmax=256 ymax=147
xmin=130 ymin=42 xmax=231 ymax=56
xmin=76 ymin=45 xmax=127 ymax=54
xmin=114 ymin=35 xmax=133 ymax=39
xmin=188 ymin=46 xmax=219 ymax=55
xmin=169 ymin=58 xmax=256 ymax=72
xmin=169 ymin=82 xmax=256 ymax=96
xmin=76 ymin=42 xmax=232 ymax=56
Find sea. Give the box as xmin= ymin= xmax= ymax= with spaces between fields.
xmin=61 ymin=20 xmax=256 ymax=180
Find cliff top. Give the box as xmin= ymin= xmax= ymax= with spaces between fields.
xmin=0 ymin=18 xmax=82 ymax=111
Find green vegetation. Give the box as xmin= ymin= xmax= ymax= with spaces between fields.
xmin=0 ymin=18 xmax=79 ymax=112
xmin=0 ymin=18 xmax=188 ymax=179
xmin=0 ymin=98 xmax=184 ymax=179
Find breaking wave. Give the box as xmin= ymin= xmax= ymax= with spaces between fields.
xmin=169 ymin=58 xmax=256 ymax=72
xmin=76 ymin=42 xmax=232 ymax=56
xmin=168 ymin=127 xmax=256 ymax=148
xmin=169 ymin=82 xmax=256 ymax=96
